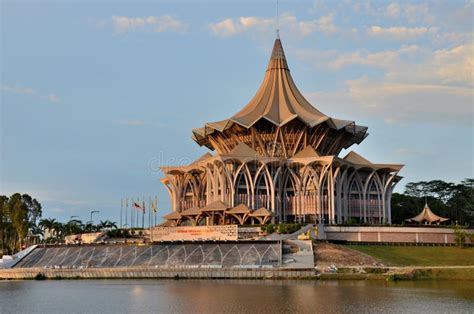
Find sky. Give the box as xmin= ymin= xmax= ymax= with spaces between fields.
xmin=1 ymin=0 xmax=473 ymax=224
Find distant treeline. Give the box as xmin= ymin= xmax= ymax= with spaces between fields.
xmin=391 ymin=179 xmax=473 ymax=226
xmin=0 ymin=193 xmax=116 ymax=256
xmin=0 ymin=194 xmax=42 ymax=256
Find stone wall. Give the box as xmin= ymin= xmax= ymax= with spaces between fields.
xmin=0 ymin=267 xmax=315 ymax=280
xmin=322 ymin=226 xmax=473 ymax=244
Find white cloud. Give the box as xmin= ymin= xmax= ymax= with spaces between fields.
xmin=111 ymin=15 xmax=186 ymax=34
xmin=368 ymin=25 xmax=437 ymax=40
xmin=433 ymin=44 xmax=473 ymax=85
xmin=298 ymin=42 xmax=473 ymax=88
xmin=386 ymin=3 xmax=401 ymax=18
xmin=208 ymin=13 xmax=338 ymax=38
xmin=296 ymin=45 xmax=420 ymax=71
xmin=307 ymin=78 xmax=472 ymax=126
xmin=385 ymin=3 xmax=433 ymax=23
xmin=1 ymin=84 xmax=60 ymax=103
xmin=300 ymin=42 xmax=473 ymax=127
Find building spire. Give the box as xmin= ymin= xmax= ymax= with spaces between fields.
xmin=276 ymin=0 xmax=280 ymax=39
xmin=267 ymin=36 xmax=289 ymax=71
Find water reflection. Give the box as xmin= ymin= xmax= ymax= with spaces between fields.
xmin=0 ymin=280 xmax=472 ymax=313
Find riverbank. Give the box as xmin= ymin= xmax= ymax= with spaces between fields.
xmin=1 ymin=266 xmax=474 ymax=281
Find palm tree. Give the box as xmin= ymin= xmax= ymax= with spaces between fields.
xmin=83 ymin=222 xmax=94 ymax=233
xmin=52 ymin=221 xmax=64 ymax=240
xmin=98 ymin=220 xmax=118 ymax=231
xmin=65 ymin=219 xmax=83 ymax=236
xmin=39 ymin=218 xmax=56 ymax=239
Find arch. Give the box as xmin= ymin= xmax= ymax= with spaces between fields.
xmin=347 ymin=171 xmax=364 ymax=221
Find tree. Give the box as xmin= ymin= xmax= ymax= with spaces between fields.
xmin=395 ymin=179 xmax=473 ymax=226
xmin=0 ymin=195 xmax=8 ymax=256
xmin=64 ymin=219 xmax=83 ymax=236
xmin=39 ymin=218 xmax=57 ymax=240
xmin=8 ymin=194 xmax=29 ymax=251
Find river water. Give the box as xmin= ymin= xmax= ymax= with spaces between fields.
xmin=0 ymin=280 xmax=472 ymax=313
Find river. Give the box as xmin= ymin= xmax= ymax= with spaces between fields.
xmin=0 ymin=280 xmax=472 ymax=313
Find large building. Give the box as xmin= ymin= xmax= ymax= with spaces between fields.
xmin=161 ymin=37 xmax=403 ymax=226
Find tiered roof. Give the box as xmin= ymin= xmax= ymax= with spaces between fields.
xmin=192 ymin=38 xmax=368 ymax=148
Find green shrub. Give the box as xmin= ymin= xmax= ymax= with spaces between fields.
xmin=34 ymin=273 xmax=47 ymax=280
xmin=454 ymin=226 xmax=466 ymax=248
xmin=347 ymin=218 xmax=358 ymax=225
xmin=107 ymin=229 xmax=132 ymax=238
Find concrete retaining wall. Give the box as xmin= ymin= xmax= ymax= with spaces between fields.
xmin=0 ymin=267 xmax=315 ymax=280
xmin=323 ymin=226 xmax=473 ymax=244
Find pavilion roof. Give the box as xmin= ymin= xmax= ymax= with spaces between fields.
xmin=201 ymin=200 xmax=229 ymax=211
xmin=406 ymin=203 xmax=449 ymax=224
xmin=250 ymin=207 xmax=272 ymax=217
xmin=180 ymin=206 xmax=202 ymax=216
xmin=192 ymin=38 xmax=368 ymax=147
xmin=162 ymin=211 xmax=181 ymax=220
xmin=227 ymin=204 xmax=251 ymax=215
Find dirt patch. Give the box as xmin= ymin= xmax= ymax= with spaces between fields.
xmin=314 ymin=242 xmax=385 ymax=267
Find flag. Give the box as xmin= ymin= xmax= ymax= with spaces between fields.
xmin=142 ymin=200 xmax=146 ymax=214
xmin=133 ymin=202 xmax=142 ymax=210
xmin=151 ymin=199 xmax=157 ymax=213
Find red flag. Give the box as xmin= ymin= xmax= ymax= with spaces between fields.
xmin=133 ymin=202 xmax=142 ymax=210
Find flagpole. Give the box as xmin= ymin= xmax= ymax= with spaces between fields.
xmin=132 ymin=198 xmax=135 ymax=230
xmin=155 ymin=196 xmax=158 ymax=227
xmin=136 ymin=197 xmax=139 ymax=230
xmin=148 ymin=196 xmax=152 ymax=242
xmin=120 ymin=198 xmax=123 ymax=229
xmin=149 ymin=196 xmax=152 ymax=228
xmin=125 ymin=198 xmax=128 ymax=230
xmin=142 ymin=196 xmax=145 ymax=230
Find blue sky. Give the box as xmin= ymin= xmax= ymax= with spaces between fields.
xmin=1 ymin=0 xmax=473 ymax=223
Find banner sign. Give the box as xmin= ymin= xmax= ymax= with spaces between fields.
xmin=151 ymin=225 xmax=238 ymax=241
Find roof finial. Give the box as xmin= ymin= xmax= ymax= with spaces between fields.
xmin=276 ymin=0 xmax=280 ymax=39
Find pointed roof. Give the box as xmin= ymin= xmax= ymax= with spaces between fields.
xmin=293 ymin=145 xmax=320 ymax=159
xmin=163 ymin=211 xmax=182 ymax=220
xmin=341 ymin=151 xmax=404 ymax=171
xmin=406 ymin=203 xmax=449 ymax=224
xmin=250 ymin=207 xmax=272 ymax=217
xmin=231 ymin=38 xmax=329 ymax=128
xmin=201 ymin=200 xmax=229 ymax=211
xmin=343 ymin=151 xmax=373 ymax=165
xmin=227 ymin=203 xmax=251 ymax=215
xmin=180 ymin=206 xmax=202 ymax=216
xmin=190 ymin=153 xmax=213 ymax=165
xmin=192 ymin=37 xmax=369 ymax=149
xmin=226 ymin=142 xmax=259 ymax=158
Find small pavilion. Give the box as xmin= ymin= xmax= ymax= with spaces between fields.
xmin=226 ymin=204 xmax=251 ymax=225
xmin=406 ymin=202 xmax=449 ymax=225
xmin=180 ymin=206 xmax=203 ymax=226
xmin=249 ymin=207 xmax=273 ymax=224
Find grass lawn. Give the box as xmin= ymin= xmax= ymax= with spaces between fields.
xmin=346 ymin=245 xmax=474 ymax=266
